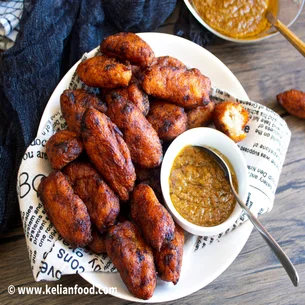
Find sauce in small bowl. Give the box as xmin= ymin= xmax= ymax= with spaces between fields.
xmin=161 ymin=127 xmax=248 ymax=236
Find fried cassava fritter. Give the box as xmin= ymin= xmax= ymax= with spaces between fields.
xmin=154 ymin=224 xmax=184 ymax=285
xmin=104 ymin=80 xmax=149 ymax=116
xmin=76 ymin=55 xmax=132 ymax=88
xmin=60 ymin=89 xmax=107 ymax=135
xmin=146 ymin=100 xmax=187 ymax=141
xmin=152 ymin=56 xmax=186 ymax=69
xmin=100 ymin=32 xmax=155 ymax=68
xmin=276 ymin=89 xmax=305 ymax=119
xmin=131 ymin=184 xmax=175 ymax=250
xmin=63 ymin=161 xmax=120 ymax=233
xmin=213 ymin=101 xmax=249 ymax=143
xmin=105 ymin=221 xmax=157 ymax=300
xmin=81 ymin=107 xmax=136 ymax=201
xmin=143 ymin=65 xmax=211 ymax=109
xmin=38 ymin=171 xmax=92 ymax=248
xmin=87 ymin=227 xmax=107 ymax=254
xmin=46 ymin=130 xmax=83 ymax=170
xmin=187 ymin=101 xmax=215 ymax=129
xmin=106 ymin=93 xmax=163 ymax=168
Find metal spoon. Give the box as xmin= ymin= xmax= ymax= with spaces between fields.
xmin=201 ymin=146 xmax=299 ymax=287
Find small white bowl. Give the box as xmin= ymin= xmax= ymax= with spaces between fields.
xmin=160 ymin=127 xmax=248 ymax=236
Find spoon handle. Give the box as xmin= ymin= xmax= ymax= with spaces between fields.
xmin=233 ymin=189 xmax=299 ymax=287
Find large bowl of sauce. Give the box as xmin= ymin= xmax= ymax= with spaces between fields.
xmin=184 ymin=0 xmax=304 ymax=43
xmin=160 ymin=127 xmax=248 ymax=236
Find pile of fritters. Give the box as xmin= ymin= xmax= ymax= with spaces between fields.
xmin=38 ymin=32 xmax=249 ymax=300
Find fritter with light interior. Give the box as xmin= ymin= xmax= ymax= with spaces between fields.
xmin=46 ymin=130 xmax=83 ymax=170
xmin=81 ymin=107 xmax=136 ymax=201
xmin=105 ymin=221 xmax=157 ymax=300
xmin=38 ymin=171 xmax=92 ymax=248
xmin=63 ymin=161 xmax=120 ymax=233
xmin=131 ymin=184 xmax=175 ymax=250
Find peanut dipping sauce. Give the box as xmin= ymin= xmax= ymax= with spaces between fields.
xmin=192 ymin=0 xmax=278 ymax=39
xmin=169 ymin=146 xmax=238 ymax=227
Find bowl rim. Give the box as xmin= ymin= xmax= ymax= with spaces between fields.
xmin=160 ymin=127 xmax=249 ymax=236
xmin=183 ymin=0 xmax=305 ymax=43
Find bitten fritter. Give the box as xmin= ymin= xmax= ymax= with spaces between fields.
xmin=105 ymin=80 xmax=150 ymax=116
xmin=106 ymin=93 xmax=163 ymax=168
xmin=143 ymin=65 xmax=211 ymax=109
xmin=152 ymin=56 xmax=186 ymax=69
xmin=63 ymin=161 xmax=120 ymax=232
xmin=187 ymin=101 xmax=215 ymax=129
xmin=87 ymin=227 xmax=107 ymax=254
xmin=146 ymin=100 xmax=187 ymax=141
xmin=46 ymin=130 xmax=83 ymax=170
xmin=38 ymin=171 xmax=92 ymax=248
xmin=131 ymin=184 xmax=175 ymax=250
xmin=100 ymin=32 xmax=155 ymax=68
xmin=213 ymin=101 xmax=249 ymax=143
xmin=81 ymin=107 xmax=136 ymax=201
xmin=105 ymin=221 xmax=157 ymax=300
xmin=276 ymin=89 xmax=305 ymax=119
xmin=60 ymin=89 xmax=107 ymax=135
xmin=76 ymin=55 xmax=132 ymax=88
xmin=154 ymin=224 xmax=184 ymax=285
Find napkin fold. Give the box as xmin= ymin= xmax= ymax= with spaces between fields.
xmin=0 ymin=0 xmax=177 ymax=234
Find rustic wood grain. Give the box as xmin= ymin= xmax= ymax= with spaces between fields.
xmin=1 ymin=4 xmax=305 ymax=305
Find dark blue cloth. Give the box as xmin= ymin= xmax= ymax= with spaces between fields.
xmin=0 ymin=0 xmax=176 ymax=234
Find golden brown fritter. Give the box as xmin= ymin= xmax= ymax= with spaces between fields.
xmin=187 ymin=101 xmax=215 ymax=129
xmin=143 ymin=65 xmax=211 ymax=109
xmin=152 ymin=56 xmax=186 ymax=69
xmin=146 ymin=100 xmax=187 ymax=141
xmin=100 ymin=32 xmax=155 ymax=68
xmin=106 ymin=93 xmax=163 ymax=168
xmin=87 ymin=227 xmax=107 ymax=254
xmin=213 ymin=101 xmax=249 ymax=143
xmin=46 ymin=130 xmax=83 ymax=170
xmin=81 ymin=107 xmax=136 ymax=201
xmin=38 ymin=171 xmax=92 ymax=248
xmin=276 ymin=89 xmax=305 ymax=119
xmin=76 ymin=55 xmax=132 ymax=88
xmin=63 ymin=161 xmax=120 ymax=232
xmin=135 ymin=166 xmax=162 ymax=203
xmin=104 ymin=80 xmax=149 ymax=116
xmin=131 ymin=184 xmax=175 ymax=251
xmin=105 ymin=221 xmax=157 ymax=300
xmin=154 ymin=224 xmax=184 ymax=285
xmin=60 ymin=89 xmax=107 ymax=135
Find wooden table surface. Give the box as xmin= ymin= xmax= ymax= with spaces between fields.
xmin=1 ymin=3 xmax=305 ymax=305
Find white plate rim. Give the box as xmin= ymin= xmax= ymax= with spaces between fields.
xmin=37 ymin=32 xmax=254 ymax=303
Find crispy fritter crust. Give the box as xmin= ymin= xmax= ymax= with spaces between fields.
xmin=152 ymin=56 xmax=186 ymax=69
xmin=154 ymin=224 xmax=184 ymax=285
xmin=46 ymin=130 xmax=83 ymax=170
xmin=146 ymin=100 xmax=187 ymax=141
xmin=38 ymin=171 xmax=92 ymax=248
xmin=105 ymin=80 xmax=149 ymax=116
xmin=187 ymin=101 xmax=215 ymax=129
xmin=276 ymin=89 xmax=305 ymax=119
xmin=81 ymin=108 xmax=136 ymax=201
xmin=100 ymin=32 xmax=155 ymax=68
xmin=63 ymin=161 xmax=120 ymax=232
xmin=213 ymin=101 xmax=249 ymax=143
xmin=60 ymin=89 xmax=107 ymax=135
xmin=76 ymin=55 xmax=132 ymax=88
xmin=105 ymin=221 xmax=157 ymax=300
xmin=87 ymin=227 xmax=107 ymax=254
xmin=143 ymin=65 xmax=211 ymax=108
xmin=106 ymin=93 xmax=163 ymax=168
xmin=131 ymin=184 xmax=175 ymax=250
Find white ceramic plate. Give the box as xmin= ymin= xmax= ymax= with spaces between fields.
xmin=38 ymin=33 xmax=253 ymax=303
